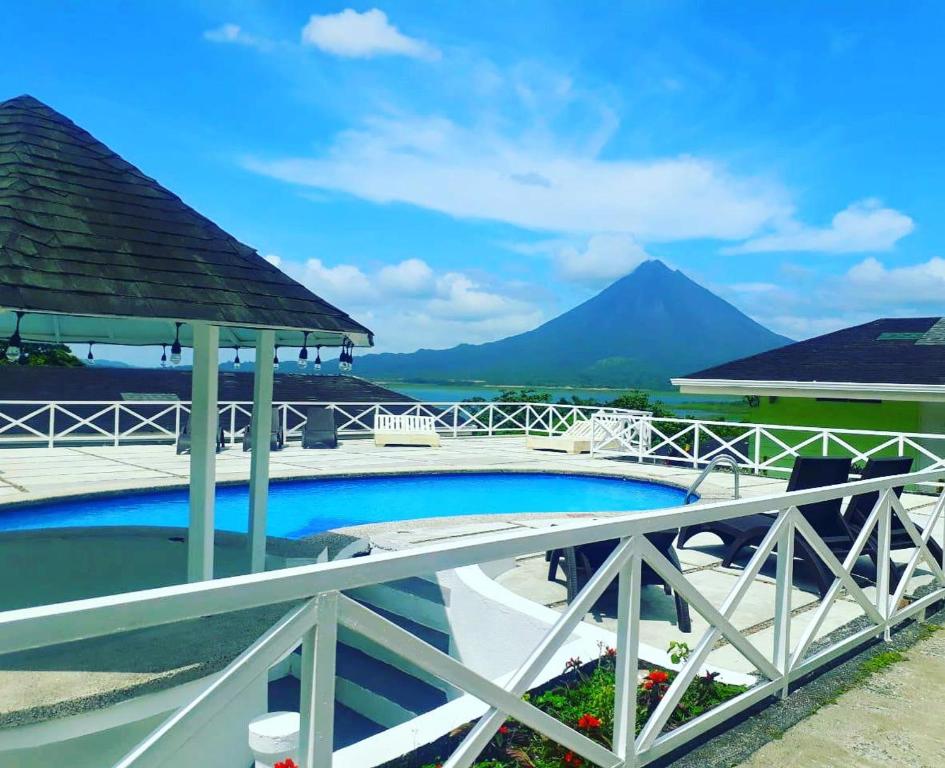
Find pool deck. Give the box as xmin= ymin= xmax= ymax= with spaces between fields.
xmin=0 ymin=436 xmax=942 ymax=738
xmin=0 ymin=435 xmax=762 ymax=505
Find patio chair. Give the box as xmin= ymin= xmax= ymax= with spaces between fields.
xmin=175 ymin=414 xmax=225 ymax=455
xmin=842 ymin=456 xmax=943 ymax=574
xmin=374 ymin=414 xmax=441 ymax=448
xmin=677 ymin=456 xmax=853 ymax=597
xmin=242 ymin=407 xmax=284 ymax=452
xmin=553 ymin=530 xmax=692 ymax=633
xmin=526 ymin=419 xmax=593 ymax=454
xmin=301 ymin=406 xmax=338 ymax=449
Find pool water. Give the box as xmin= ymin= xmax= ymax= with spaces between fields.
xmin=0 ymin=473 xmax=687 ymax=539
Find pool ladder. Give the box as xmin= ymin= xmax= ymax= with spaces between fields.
xmin=684 ymin=454 xmax=741 ymax=505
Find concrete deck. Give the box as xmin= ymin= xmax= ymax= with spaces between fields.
xmin=0 ymin=436 xmax=941 ymax=736
xmin=737 ymin=623 xmax=945 ymax=767
xmin=0 ymin=435 xmax=775 ymax=505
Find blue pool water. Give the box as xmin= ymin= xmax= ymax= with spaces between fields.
xmin=0 ymin=473 xmax=687 ymax=540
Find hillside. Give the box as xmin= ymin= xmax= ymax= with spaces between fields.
xmin=352 ymin=260 xmax=792 ymax=389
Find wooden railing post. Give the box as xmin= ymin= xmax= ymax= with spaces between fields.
xmin=613 ymin=541 xmax=641 ymax=765
xmin=773 ymin=509 xmax=795 ymax=699
xmin=299 ymin=592 xmax=339 ymax=768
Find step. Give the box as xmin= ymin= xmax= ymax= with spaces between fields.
xmin=266 ymin=676 xmax=385 ymax=750
xmin=334 ymin=643 xmax=448 ymax=726
xmin=345 ymin=582 xmax=451 ymax=633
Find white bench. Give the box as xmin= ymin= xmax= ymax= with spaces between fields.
xmin=374 ymin=414 xmax=441 ymax=448
xmin=526 ymin=419 xmax=593 ymax=454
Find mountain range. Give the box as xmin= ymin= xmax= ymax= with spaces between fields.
xmin=350 ymin=260 xmax=792 ymax=389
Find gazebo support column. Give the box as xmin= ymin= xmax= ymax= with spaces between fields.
xmin=248 ymin=329 xmax=275 ymax=573
xmin=188 ymin=322 xmax=220 ymax=583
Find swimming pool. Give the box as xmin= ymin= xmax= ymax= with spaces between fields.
xmin=0 ymin=473 xmax=688 ymax=539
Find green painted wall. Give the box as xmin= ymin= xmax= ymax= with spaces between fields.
xmin=732 ymin=396 xmax=943 ymax=473
xmin=750 ymin=396 xmax=923 ymax=432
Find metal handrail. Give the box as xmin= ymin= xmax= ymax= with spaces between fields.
xmin=684 ymin=453 xmax=741 ymax=504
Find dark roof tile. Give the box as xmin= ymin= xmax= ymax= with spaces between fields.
xmin=681 ymin=318 xmax=945 ymax=386
xmin=0 ymin=95 xmax=372 ymax=342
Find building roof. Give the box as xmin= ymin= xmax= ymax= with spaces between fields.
xmin=0 ymin=366 xmax=411 ymax=403
xmin=0 ymin=95 xmax=372 ymax=348
xmin=673 ymin=318 xmax=945 ymax=401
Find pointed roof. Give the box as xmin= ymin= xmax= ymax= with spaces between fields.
xmin=673 ymin=317 xmax=945 ymax=401
xmin=0 ymin=95 xmax=372 ymax=348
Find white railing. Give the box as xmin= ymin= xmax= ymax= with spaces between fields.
xmin=0 ymin=400 xmax=647 ymax=448
xmin=592 ymin=414 xmax=945 ymax=480
xmin=2 ymin=470 xmax=943 ymax=767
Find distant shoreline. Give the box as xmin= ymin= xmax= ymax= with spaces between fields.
xmin=369 ymin=380 xmax=649 ymax=393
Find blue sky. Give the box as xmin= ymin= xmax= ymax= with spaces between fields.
xmin=3 ymin=1 xmax=945 ymax=362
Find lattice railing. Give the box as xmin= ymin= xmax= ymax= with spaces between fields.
xmin=1 ymin=469 xmax=942 ymax=767
xmin=0 ymin=400 xmax=646 ymax=447
xmin=593 ymin=416 xmax=945 ymax=483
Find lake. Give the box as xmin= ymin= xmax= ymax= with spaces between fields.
xmin=375 ymin=382 xmax=743 ymax=418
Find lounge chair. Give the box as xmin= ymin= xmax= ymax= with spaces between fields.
xmin=302 ymin=406 xmax=338 ymax=449
xmin=678 ymin=456 xmax=853 ymax=597
xmin=242 ymin=407 xmax=284 ymax=452
xmin=842 ymin=456 xmax=943 ymax=572
xmin=526 ymin=419 xmax=594 ymax=454
xmin=176 ymin=414 xmax=225 ymax=455
xmin=553 ymin=530 xmax=692 ymax=633
xmin=374 ymin=414 xmax=441 ymax=448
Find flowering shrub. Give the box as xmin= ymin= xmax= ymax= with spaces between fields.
xmin=274 ymin=760 xmax=298 ymax=768
xmin=416 ymin=643 xmax=746 ymax=768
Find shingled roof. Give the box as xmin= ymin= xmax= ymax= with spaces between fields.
xmin=673 ymin=317 xmax=945 ymax=400
xmin=0 ymin=95 xmax=372 ymax=348
xmin=0 ymin=367 xmax=412 ymax=403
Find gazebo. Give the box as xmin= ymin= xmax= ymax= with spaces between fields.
xmin=0 ymin=94 xmax=373 ymax=581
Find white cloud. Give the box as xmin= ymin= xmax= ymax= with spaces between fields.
xmin=725 ymin=199 xmax=914 ymax=254
xmin=203 ymin=23 xmax=269 ymax=50
xmin=843 ymin=256 xmax=945 ymax=305
xmin=245 ymin=114 xmax=791 ymax=241
xmin=553 ymin=234 xmax=651 ymax=286
xmin=377 ymin=258 xmax=434 ymax=296
xmin=263 ymin=254 xmax=282 ymax=268
xmin=428 ymin=273 xmax=534 ymax=321
xmin=298 ymin=258 xmax=376 ymax=303
xmin=301 ymin=9 xmax=439 ymax=60
xmin=269 ymin=255 xmax=541 ymax=352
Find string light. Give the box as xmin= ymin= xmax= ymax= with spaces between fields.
xmin=233 ymin=347 xmax=241 ymax=369
xmin=160 ymin=344 xmax=167 ymax=368
xmin=86 ymin=342 xmax=95 ymax=365
xmin=298 ymin=331 xmax=310 ymax=369
xmin=273 ymin=346 xmax=280 ymax=371
xmin=170 ymin=322 xmax=183 ymax=366
xmin=4 ymin=312 xmax=24 ymax=363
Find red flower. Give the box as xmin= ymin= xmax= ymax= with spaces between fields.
xmin=565 ymin=656 xmax=583 ymax=672
xmin=577 ymin=713 xmax=601 ymax=730
xmin=641 ymin=679 xmax=654 ymax=690
xmin=646 ymin=670 xmax=669 ymax=684
xmin=605 ymin=646 xmax=617 ymax=658
xmin=274 ymin=761 xmax=298 ymax=768
xmin=498 ymin=725 xmax=510 ymax=735
xmin=564 ymin=751 xmax=583 ymax=765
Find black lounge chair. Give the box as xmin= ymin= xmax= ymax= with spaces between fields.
xmin=843 ymin=456 xmax=943 ymax=572
xmin=678 ymin=456 xmax=853 ymax=597
xmin=552 ymin=530 xmax=692 ymax=633
xmin=176 ymin=414 xmax=225 ymax=455
xmin=302 ymin=406 xmax=338 ymax=449
xmin=242 ymin=407 xmax=284 ymax=452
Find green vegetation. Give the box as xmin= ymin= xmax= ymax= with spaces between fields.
xmin=0 ymin=342 xmax=83 ymax=367
xmin=416 ymin=645 xmax=746 ymax=768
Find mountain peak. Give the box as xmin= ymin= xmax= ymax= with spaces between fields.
xmin=355 ymin=262 xmax=791 ymax=389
